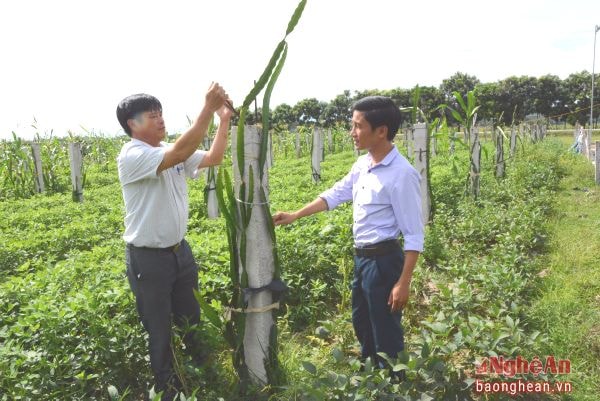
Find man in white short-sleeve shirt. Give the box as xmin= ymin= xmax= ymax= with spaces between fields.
xmin=116 ymin=84 xmax=231 ymax=399
xmin=119 ymin=137 xmax=205 ymax=248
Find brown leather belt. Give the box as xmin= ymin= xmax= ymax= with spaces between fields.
xmin=354 ymin=239 xmax=400 ymax=257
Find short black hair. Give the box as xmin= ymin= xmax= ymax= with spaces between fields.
xmin=116 ymin=93 xmax=162 ymax=136
xmin=351 ymin=96 xmax=401 ymax=141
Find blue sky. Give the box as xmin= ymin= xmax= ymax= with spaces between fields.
xmin=1 ymin=0 xmax=599 ymax=139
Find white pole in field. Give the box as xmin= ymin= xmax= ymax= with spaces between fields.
xmin=406 ymin=128 xmax=413 ymax=159
xmin=583 ymin=129 xmax=590 ymax=160
xmin=541 ymin=124 xmax=547 ymax=140
xmin=470 ymin=126 xmax=481 ymax=199
xmin=311 ymin=127 xmax=323 ymax=183
xmin=68 ymin=142 xmax=83 ymax=202
xmin=495 ymin=126 xmax=505 ymax=178
xmin=510 ymin=126 xmax=517 ymax=157
xmin=413 ymin=123 xmax=430 ymax=225
xmin=231 ymin=125 xmax=275 ymax=386
xmin=587 ymin=129 xmax=593 ymax=161
xmin=30 ymin=143 xmax=44 ymax=193
xmin=305 ymin=129 xmax=311 ymax=152
xmin=595 ymin=141 xmax=600 ymax=184
xmin=327 ymin=128 xmax=333 ymax=154
xmin=276 ymin=130 xmax=282 ymax=156
xmin=294 ymin=129 xmax=301 ymax=158
xmin=205 ymin=167 xmax=219 ymax=219
xmin=591 ymin=25 xmax=599 ymax=134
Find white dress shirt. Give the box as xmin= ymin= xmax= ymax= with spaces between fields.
xmin=318 ymin=145 xmax=424 ymax=252
xmin=117 ymin=138 xmax=206 ymax=248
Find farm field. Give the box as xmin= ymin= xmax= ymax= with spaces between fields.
xmin=1 ymin=128 xmax=597 ymax=400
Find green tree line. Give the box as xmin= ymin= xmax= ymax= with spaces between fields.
xmin=235 ymin=71 xmax=600 ymax=129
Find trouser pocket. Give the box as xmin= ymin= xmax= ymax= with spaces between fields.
xmin=374 ymin=249 xmax=404 ymax=287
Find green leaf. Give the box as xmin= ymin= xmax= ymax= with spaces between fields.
xmin=467 ymin=90 xmax=476 ymax=111
xmin=239 ymin=231 xmax=248 ymax=287
xmin=242 ymin=40 xmax=286 ymax=109
xmin=453 ymin=91 xmax=467 ymax=114
xmin=260 ymin=186 xmax=276 ymax=244
xmin=236 ymin=110 xmax=247 ymax=177
xmin=285 ymin=0 xmax=307 ymax=35
xmin=449 ymin=107 xmax=464 ymax=124
xmin=412 ymin=85 xmax=421 ymax=123
xmin=194 ymin=289 xmax=221 ymax=328
xmin=393 ymin=363 xmax=409 ymax=372
xmin=215 ymin=167 xmax=233 ymax=227
xmin=260 ymin=43 xmax=288 ymax=178
xmin=239 ymin=181 xmax=247 ymax=224
xmin=469 ymin=105 xmax=481 ymax=118
xmin=245 ymin=165 xmax=254 ymax=229
xmin=107 ymin=385 xmax=119 ymax=400
xmin=332 ymin=347 xmax=344 ymax=363
xmin=420 ymin=393 xmax=434 ymax=401
xmin=424 ymin=321 xmax=448 ymax=334
xmin=302 ymin=360 xmax=317 ymax=375
xmin=421 ymin=341 xmax=430 ymax=358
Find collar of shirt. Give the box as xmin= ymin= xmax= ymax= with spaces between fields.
xmin=364 ymin=145 xmax=399 ymax=171
xmin=130 ymin=137 xmax=166 ymax=148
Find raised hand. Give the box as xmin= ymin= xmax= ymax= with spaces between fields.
xmin=216 ymin=97 xmax=234 ymax=121
xmin=205 ymin=82 xmax=227 ymax=113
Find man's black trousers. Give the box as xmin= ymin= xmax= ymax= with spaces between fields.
xmin=125 ymin=238 xmax=201 ymax=394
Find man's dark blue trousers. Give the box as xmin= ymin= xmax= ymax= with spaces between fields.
xmin=352 ymin=245 xmax=405 ymax=370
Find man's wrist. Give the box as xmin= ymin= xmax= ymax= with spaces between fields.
xmin=198 ymin=106 xmax=213 ymax=122
xmin=395 ymin=275 xmax=412 ymax=287
xmin=217 ymin=121 xmax=230 ymax=133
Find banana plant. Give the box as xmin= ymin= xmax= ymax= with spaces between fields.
xmin=399 ymin=85 xmax=436 ymax=223
xmin=204 ymin=0 xmax=307 ymax=394
xmin=447 ymin=90 xmax=481 ymax=199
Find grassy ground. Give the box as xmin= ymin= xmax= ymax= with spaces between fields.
xmin=528 ymin=141 xmax=600 ymax=400
xmin=1 ymin=133 xmax=597 ymax=400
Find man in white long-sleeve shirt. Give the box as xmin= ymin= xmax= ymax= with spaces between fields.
xmin=273 ymin=96 xmax=424 ymax=379
xmin=116 ymin=84 xmax=231 ymax=399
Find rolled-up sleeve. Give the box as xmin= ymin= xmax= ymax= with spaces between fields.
xmin=318 ymin=163 xmax=357 ymax=211
xmin=391 ymin=168 xmax=424 ymax=252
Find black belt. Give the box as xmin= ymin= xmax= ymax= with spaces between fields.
xmin=126 ymin=240 xmax=182 ymax=252
xmin=354 ymin=239 xmax=400 ymax=257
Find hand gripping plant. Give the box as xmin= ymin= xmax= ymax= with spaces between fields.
xmin=211 ymin=0 xmax=307 ymax=393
